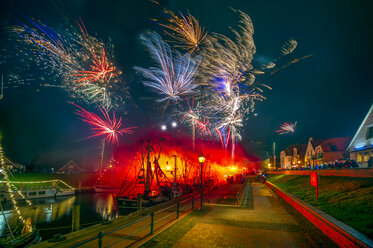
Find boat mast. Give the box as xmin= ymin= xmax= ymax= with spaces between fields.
xmin=144 ymin=139 xmax=151 ymax=197
xmin=174 ymin=155 xmax=177 ymax=183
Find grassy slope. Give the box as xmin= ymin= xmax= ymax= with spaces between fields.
xmin=268 ymin=174 xmax=373 ymax=239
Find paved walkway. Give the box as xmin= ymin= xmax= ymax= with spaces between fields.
xmin=140 ymin=179 xmax=337 ymax=248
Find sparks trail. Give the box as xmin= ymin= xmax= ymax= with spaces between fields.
xmin=74 ymin=48 xmax=116 ymax=83
xmin=276 ymin=122 xmax=297 ymax=135
xmin=70 ymin=102 xmax=136 ymax=144
xmin=157 ymin=10 xmax=208 ymax=54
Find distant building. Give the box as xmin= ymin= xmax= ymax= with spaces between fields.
xmin=57 ymin=160 xmax=83 ymax=174
xmin=4 ymin=156 xmax=26 ymax=173
xmin=304 ymin=137 xmax=325 ymax=167
xmin=314 ymin=137 xmax=351 ymax=165
xmin=280 ymin=144 xmax=307 ymax=169
xmin=348 ymin=104 xmax=373 ymax=167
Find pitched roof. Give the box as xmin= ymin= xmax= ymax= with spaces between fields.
xmin=348 ymin=103 xmax=373 ymax=151
xmin=58 ymin=160 xmax=82 ymax=172
xmin=310 ymin=139 xmax=325 ymax=149
xmin=320 ymin=137 xmax=351 ymax=152
xmin=283 ymin=144 xmax=307 ymax=157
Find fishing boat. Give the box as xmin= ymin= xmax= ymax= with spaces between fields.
xmin=116 ymin=138 xmax=176 ymax=209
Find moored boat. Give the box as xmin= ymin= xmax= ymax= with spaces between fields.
xmin=94 ymin=184 xmax=121 ymax=193
xmin=0 ymin=180 xmax=75 ymax=202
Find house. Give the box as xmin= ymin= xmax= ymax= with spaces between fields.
xmin=304 ymin=137 xmax=325 ymax=167
xmin=314 ymin=137 xmax=351 ymax=165
xmin=347 ymin=104 xmax=373 ymax=167
xmin=57 ymin=160 xmax=83 ymax=174
xmin=3 ymin=156 xmax=26 ymax=173
xmin=280 ymin=144 xmax=307 ymax=169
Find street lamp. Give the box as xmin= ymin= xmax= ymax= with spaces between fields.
xmin=198 ymin=154 xmax=205 ymax=212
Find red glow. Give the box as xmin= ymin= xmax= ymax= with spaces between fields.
xmin=98 ymin=130 xmax=259 ymax=196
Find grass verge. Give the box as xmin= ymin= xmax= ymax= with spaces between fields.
xmin=267 ymin=174 xmax=373 ymax=239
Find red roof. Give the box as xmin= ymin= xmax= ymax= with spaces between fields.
xmin=310 ymin=139 xmax=325 ymax=149
xmin=320 ymin=137 xmax=351 ymax=152
xmin=283 ymin=144 xmax=307 ymax=157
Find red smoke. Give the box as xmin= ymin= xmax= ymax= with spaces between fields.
xmin=97 ymin=129 xmax=259 ymax=195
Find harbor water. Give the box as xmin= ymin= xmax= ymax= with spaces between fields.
xmin=0 ymin=193 xmax=124 ymax=240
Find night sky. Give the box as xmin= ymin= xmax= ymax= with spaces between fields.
xmin=0 ymin=0 xmax=372 ymax=167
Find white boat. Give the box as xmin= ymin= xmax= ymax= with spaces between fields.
xmin=0 ymin=187 xmax=75 ymax=201
xmin=0 ymin=180 xmax=75 ymax=201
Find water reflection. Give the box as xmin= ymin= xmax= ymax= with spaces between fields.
xmin=0 ymin=193 xmax=118 ymax=239
xmin=94 ymin=193 xmax=118 ymax=221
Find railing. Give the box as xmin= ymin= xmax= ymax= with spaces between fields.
xmin=236 ymin=177 xmax=248 ymax=205
xmin=72 ymin=194 xmax=198 ymax=248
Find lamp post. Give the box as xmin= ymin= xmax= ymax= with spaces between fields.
xmin=198 ymin=154 xmax=205 ymax=212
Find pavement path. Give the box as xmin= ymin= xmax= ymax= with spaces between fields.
xmin=140 ymin=178 xmax=337 ymax=248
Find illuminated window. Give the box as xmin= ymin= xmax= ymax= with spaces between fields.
xmin=364 ymin=152 xmax=369 ymax=162
xmin=357 ymin=153 xmax=362 ymax=162
xmin=366 ymin=126 xmax=373 ymax=140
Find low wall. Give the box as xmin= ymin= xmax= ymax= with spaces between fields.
xmin=269 ymin=168 xmax=373 ymax=178
xmin=265 ymin=181 xmax=373 ymax=248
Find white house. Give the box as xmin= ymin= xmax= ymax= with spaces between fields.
xmin=304 ymin=137 xmax=325 ymax=166
xmin=348 ymin=104 xmax=373 ymax=167
xmin=280 ymin=144 xmax=307 ymax=169
xmin=57 ymin=160 xmax=83 ymax=174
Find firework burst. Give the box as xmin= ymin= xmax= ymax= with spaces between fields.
xmin=134 ymin=32 xmax=201 ymax=102
xmin=276 ymin=122 xmax=297 ymax=135
xmin=7 ymin=17 xmax=125 ymax=110
xmin=158 ymin=10 xmax=207 ymax=54
xmin=70 ymin=102 xmax=136 ymax=144
xmin=74 ymin=48 xmax=116 ymax=83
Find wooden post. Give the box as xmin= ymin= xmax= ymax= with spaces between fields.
xmin=98 ymin=231 xmax=103 ymax=248
xmin=72 ymin=204 xmax=80 ymax=232
xmin=177 ymin=201 xmax=180 ymax=219
xmin=137 ymin=193 xmax=142 ymax=211
xmin=150 ymin=212 xmax=154 ymax=235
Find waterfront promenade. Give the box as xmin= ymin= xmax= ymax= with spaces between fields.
xmin=139 ymin=178 xmax=336 ymax=248
xmin=34 ymin=179 xmax=337 ymax=247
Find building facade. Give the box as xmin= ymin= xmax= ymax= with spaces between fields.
xmin=348 ymin=104 xmax=373 ymax=167
xmin=280 ymin=144 xmax=307 ymax=169
xmin=304 ymin=137 xmax=325 ymax=166
xmin=314 ymin=137 xmax=350 ymax=165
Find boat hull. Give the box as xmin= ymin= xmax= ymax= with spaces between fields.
xmin=0 ymin=189 xmax=75 ymax=202
xmin=94 ymin=185 xmax=120 ymax=193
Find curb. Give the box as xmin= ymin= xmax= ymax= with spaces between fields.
xmin=265 ymin=181 xmax=373 ymax=248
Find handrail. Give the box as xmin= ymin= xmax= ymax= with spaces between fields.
xmin=72 ymin=193 xmax=198 ymax=248
xmin=236 ymin=177 xmax=248 ymax=205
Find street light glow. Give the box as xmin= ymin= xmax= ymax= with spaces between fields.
xmin=198 ymin=154 xmax=206 ymax=163
xmin=161 ymin=125 xmax=167 ymax=131
xmin=171 ymin=121 xmax=177 ymax=128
